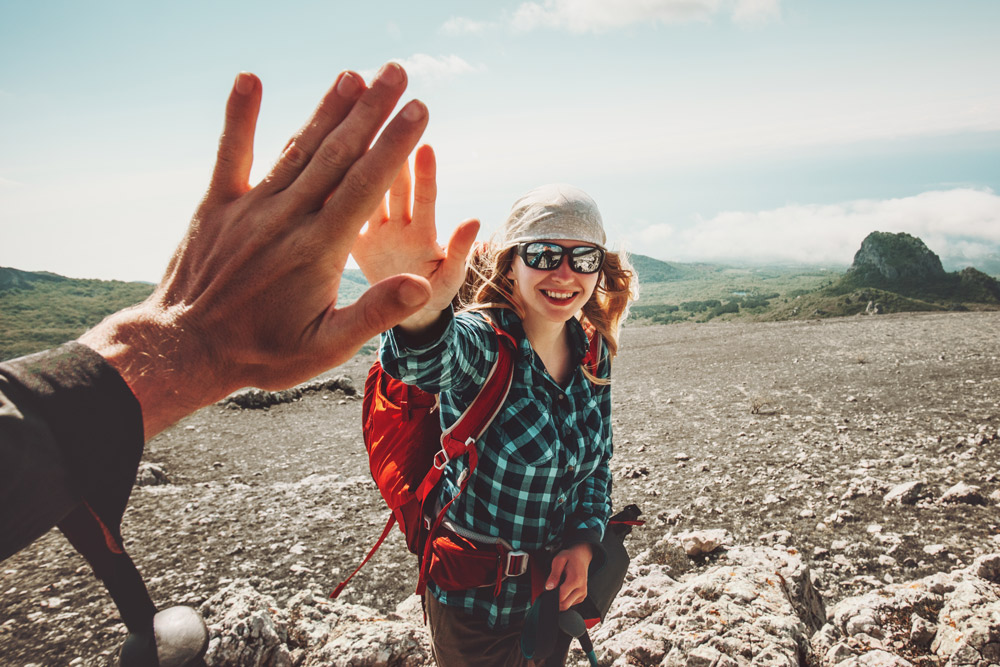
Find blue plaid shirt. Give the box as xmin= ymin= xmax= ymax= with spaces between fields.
xmin=380 ymin=307 xmax=613 ymax=628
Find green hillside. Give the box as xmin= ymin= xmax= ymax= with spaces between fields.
xmin=0 ymin=268 xmax=156 ymax=360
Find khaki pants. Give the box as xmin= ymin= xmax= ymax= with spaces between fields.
xmin=425 ymin=593 xmax=572 ymax=667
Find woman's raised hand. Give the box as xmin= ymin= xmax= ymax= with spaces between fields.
xmin=352 ymin=144 xmax=479 ymax=332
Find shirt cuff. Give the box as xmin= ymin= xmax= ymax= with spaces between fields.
xmin=385 ymin=306 xmax=455 ymax=354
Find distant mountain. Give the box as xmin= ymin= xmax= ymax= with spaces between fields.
xmin=0 ymin=267 xmax=69 ymax=290
xmin=830 ymin=232 xmax=1000 ymax=304
xmin=762 ymin=232 xmax=1000 ymax=320
xmin=627 ymin=254 xmax=698 ymax=283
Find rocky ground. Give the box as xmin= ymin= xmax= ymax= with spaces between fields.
xmin=1 ymin=311 xmax=998 ymax=665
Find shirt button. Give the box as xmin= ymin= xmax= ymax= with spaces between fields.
xmin=567 ymin=464 xmax=575 ymax=472
xmin=558 ymin=496 xmax=566 ymax=504
xmin=557 ymin=393 xmax=567 ymax=402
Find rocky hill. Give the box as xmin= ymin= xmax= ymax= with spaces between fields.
xmin=832 ymin=231 xmax=1000 ymax=304
xmin=763 ymin=233 xmax=1000 ymax=320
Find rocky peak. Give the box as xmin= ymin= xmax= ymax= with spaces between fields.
xmin=848 ymin=231 xmax=945 ymax=283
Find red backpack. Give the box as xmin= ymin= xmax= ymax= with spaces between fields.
xmin=330 ymin=320 xmax=517 ymax=598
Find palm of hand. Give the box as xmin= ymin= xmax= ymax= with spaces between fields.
xmin=353 ymin=145 xmax=479 ymax=315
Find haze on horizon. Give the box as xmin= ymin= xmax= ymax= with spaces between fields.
xmin=1 ymin=0 xmax=998 ymax=282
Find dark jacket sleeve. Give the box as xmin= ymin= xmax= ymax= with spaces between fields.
xmin=0 ymin=343 xmax=144 ymax=561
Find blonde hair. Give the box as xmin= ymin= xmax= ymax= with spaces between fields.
xmin=455 ymin=241 xmax=638 ymax=383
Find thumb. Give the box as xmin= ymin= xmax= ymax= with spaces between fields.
xmin=325 ymin=274 xmax=431 ymax=351
xmin=439 ymin=218 xmax=481 ymax=286
xmin=546 ymin=557 xmax=566 ymax=591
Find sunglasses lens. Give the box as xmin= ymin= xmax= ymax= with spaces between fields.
xmin=523 ymin=242 xmax=565 ymax=269
xmin=570 ymin=247 xmax=604 ymax=274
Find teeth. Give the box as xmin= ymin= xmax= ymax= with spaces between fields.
xmin=544 ymin=290 xmax=575 ymax=300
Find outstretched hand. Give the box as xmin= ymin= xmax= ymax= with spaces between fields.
xmin=352 ymin=144 xmax=480 ymax=333
xmin=80 ymin=64 xmax=433 ymax=439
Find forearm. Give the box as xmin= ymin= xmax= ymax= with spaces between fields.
xmin=77 ymin=303 xmax=221 ymax=441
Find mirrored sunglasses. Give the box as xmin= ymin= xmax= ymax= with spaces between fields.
xmin=517 ymin=242 xmax=606 ymax=274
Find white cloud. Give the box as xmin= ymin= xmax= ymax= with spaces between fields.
xmin=510 ymin=0 xmax=779 ymax=33
xmin=389 ymin=54 xmax=483 ymax=82
xmin=633 ymin=188 xmax=1000 ymax=266
xmin=441 ymin=16 xmax=492 ymax=35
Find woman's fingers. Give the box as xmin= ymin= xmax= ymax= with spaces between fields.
xmin=411 ymin=144 xmax=437 ymax=235
xmin=437 ymin=218 xmax=480 ymax=288
xmin=208 ymin=72 xmax=262 ymax=202
xmin=387 ymin=157 xmax=413 ymax=223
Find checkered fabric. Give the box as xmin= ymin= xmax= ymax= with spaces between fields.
xmin=380 ymin=308 xmax=613 ymax=628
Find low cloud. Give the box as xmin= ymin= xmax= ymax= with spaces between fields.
xmin=511 ymin=0 xmax=780 ymax=33
xmin=634 ymin=188 xmax=1000 ymax=266
xmin=389 ymin=54 xmax=483 ymax=82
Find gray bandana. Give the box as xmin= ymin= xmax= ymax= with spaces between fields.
xmin=499 ymin=184 xmax=606 ymax=249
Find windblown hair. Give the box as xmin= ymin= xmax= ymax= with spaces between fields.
xmin=455 ymin=241 xmax=638 ymax=383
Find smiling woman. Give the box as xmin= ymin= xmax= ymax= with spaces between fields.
xmin=351 ymin=159 xmax=637 ymax=665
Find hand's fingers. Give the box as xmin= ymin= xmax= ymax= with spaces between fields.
xmin=387 ymin=158 xmax=412 ymax=222
xmin=289 ymin=63 xmax=411 ymax=211
xmin=208 ymin=72 xmax=262 ymax=201
xmin=546 ymin=557 xmax=567 ymax=591
xmin=438 ymin=218 xmax=480 ymax=286
xmin=411 ymin=144 xmax=437 ymax=235
xmin=367 ymin=195 xmax=390 ymax=228
xmin=558 ymin=571 xmax=587 ymax=610
xmin=319 ymin=98 xmax=428 ymax=249
xmin=323 ymin=274 xmax=431 ymax=352
xmin=261 ymin=71 xmax=365 ymax=195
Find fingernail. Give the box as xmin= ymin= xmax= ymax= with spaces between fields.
xmin=375 ymin=62 xmax=405 ymax=86
xmin=234 ymin=72 xmax=255 ymax=95
xmin=337 ymin=72 xmax=361 ymax=98
xmin=401 ymin=100 xmax=426 ymax=122
xmin=398 ymin=278 xmax=429 ymax=308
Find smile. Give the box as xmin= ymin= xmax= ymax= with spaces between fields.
xmin=542 ymin=290 xmax=576 ymax=300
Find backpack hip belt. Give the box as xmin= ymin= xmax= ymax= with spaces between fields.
xmin=427 ymin=517 xmax=550 ymax=597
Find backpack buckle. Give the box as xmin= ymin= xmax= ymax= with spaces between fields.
xmin=504 ymin=550 xmax=529 ymax=577
xmin=432 ymin=448 xmax=450 ymax=470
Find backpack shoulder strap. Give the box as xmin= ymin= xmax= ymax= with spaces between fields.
xmin=414 ymin=316 xmax=517 ymax=595
xmin=414 ymin=316 xmax=516 ymax=501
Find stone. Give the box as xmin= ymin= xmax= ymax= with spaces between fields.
xmin=675 ymin=529 xmax=729 ymax=556
xmin=136 ymin=463 xmax=171 ymax=487
xmin=939 ymin=481 xmax=987 ymax=505
xmin=152 ymin=607 xmax=208 ymax=667
xmin=882 ymin=481 xmax=923 ymax=505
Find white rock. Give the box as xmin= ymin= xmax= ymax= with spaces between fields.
xmin=675 ymin=529 xmax=729 ymax=556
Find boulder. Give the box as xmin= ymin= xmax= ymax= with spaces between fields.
xmin=811 ymin=554 xmax=1000 ymax=666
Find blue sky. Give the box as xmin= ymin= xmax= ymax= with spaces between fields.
xmin=2 ymin=0 xmax=998 ymax=281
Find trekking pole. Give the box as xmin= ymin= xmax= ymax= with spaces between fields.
xmin=577 ymin=630 xmax=599 ymax=667
xmin=558 ymin=610 xmax=599 ymax=666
